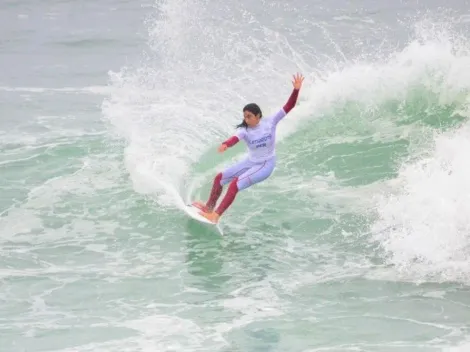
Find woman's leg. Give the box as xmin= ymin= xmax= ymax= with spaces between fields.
xmin=193 ymin=157 xmax=252 ymax=211
xmin=202 ymin=157 xmax=276 ymax=222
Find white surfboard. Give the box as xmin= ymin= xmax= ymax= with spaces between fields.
xmin=184 ymin=204 xmax=216 ymax=224
xmin=183 ymin=204 xmax=224 ymax=235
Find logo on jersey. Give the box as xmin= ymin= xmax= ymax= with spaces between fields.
xmin=250 ymin=134 xmax=272 ymax=148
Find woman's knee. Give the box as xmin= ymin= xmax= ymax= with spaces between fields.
xmin=210 ymin=172 xmax=223 ymax=187
xmin=229 ymin=177 xmax=239 ymax=192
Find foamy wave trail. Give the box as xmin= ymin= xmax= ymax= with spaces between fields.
xmin=101 ymin=0 xmax=315 ymax=208
xmin=371 ymin=123 xmax=470 ymax=283
xmin=301 ymin=18 xmax=470 ymax=129
xmin=362 ymin=20 xmax=470 ymax=284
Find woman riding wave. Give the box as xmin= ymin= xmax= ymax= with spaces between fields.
xmin=193 ymin=73 xmax=305 ymax=223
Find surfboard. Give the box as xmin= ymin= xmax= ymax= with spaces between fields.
xmin=184 ymin=204 xmax=216 ymax=224
xmin=182 ymin=203 xmax=224 ymax=235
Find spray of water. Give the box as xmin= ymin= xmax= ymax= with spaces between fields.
xmin=101 ymin=0 xmax=314 ymax=207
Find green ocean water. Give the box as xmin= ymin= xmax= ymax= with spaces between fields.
xmin=2 ymin=1 xmax=470 ymax=351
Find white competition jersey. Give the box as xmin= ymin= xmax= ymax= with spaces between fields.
xmin=235 ymin=108 xmax=286 ymax=162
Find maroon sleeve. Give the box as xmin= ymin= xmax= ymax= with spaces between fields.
xmin=283 ymin=88 xmax=299 ymax=113
xmin=223 ymin=136 xmax=239 ymax=147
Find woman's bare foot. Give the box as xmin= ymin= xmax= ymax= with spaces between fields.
xmin=199 ymin=211 xmax=220 ymax=224
xmin=192 ymin=201 xmax=211 ymax=213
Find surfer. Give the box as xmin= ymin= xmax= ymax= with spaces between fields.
xmin=193 ymin=73 xmax=305 ymax=223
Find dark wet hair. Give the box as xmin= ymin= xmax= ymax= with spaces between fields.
xmin=236 ymin=103 xmax=263 ymax=129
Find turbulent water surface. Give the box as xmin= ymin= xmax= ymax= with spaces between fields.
xmin=2 ymin=0 xmax=470 ymax=351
